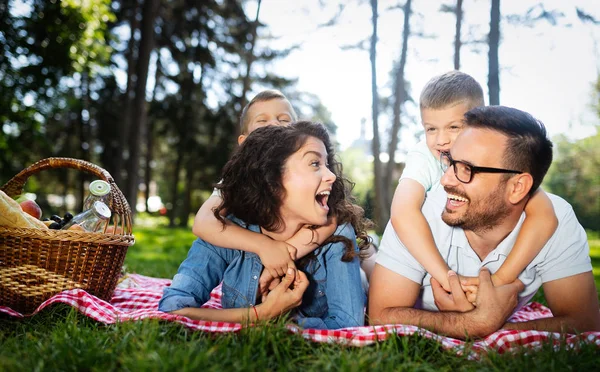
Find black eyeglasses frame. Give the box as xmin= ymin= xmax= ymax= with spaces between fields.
xmin=440 ymin=152 xmax=523 ymax=184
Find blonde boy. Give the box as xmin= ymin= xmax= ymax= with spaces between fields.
xmin=193 ymin=90 xmax=336 ymax=287
xmin=390 ymin=71 xmax=558 ymax=294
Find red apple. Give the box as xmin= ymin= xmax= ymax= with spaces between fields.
xmin=20 ymin=199 xmax=42 ymax=220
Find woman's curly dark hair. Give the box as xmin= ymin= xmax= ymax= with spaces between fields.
xmin=214 ymin=121 xmax=372 ymax=262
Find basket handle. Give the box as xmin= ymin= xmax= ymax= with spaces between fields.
xmin=1 ymin=157 xmax=133 ymax=235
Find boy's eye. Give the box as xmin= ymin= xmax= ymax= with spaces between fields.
xmin=426 ymin=127 xmax=436 ymax=132
xmin=450 ymin=125 xmax=462 ymax=131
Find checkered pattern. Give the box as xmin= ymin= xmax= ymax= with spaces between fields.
xmin=2 ymin=273 xmax=598 ymax=358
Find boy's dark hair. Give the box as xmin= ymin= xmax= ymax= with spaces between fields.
xmin=464 ymin=106 xmax=553 ymax=196
xmin=215 ymin=121 xmax=371 ymax=261
xmin=420 ymin=71 xmax=484 ymax=111
xmin=239 ymin=89 xmax=298 ymax=134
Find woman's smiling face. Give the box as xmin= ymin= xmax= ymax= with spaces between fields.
xmin=279 ymin=136 xmax=337 ymax=228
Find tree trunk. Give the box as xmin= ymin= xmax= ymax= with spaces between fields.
xmin=238 ymin=0 xmax=262 ymax=138
xmin=488 ymin=0 xmax=500 ymax=105
xmin=454 ymin=0 xmax=463 ymax=70
xmin=384 ymin=0 xmax=412 ymax=210
xmin=115 ymin=0 xmax=140 ymax=187
xmin=77 ymin=70 xmax=91 ymax=212
xmin=145 ymin=56 xmax=161 ymax=213
xmin=168 ymin=150 xmax=183 ymax=227
xmin=369 ymin=0 xmax=387 ymax=233
xmin=178 ymin=157 xmax=195 ymax=228
xmin=125 ymin=0 xmax=159 ymax=218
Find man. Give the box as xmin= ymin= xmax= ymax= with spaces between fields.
xmin=368 ymin=106 xmax=600 ymax=339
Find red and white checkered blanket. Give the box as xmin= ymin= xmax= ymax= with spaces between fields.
xmin=2 ymin=273 xmax=599 ymax=358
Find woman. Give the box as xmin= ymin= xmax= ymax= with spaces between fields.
xmin=159 ymin=121 xmax=370 ymax=329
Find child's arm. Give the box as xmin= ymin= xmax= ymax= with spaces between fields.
xmin=258 ymin=218 xmax=337 ymax=298
xmin=287 ymin=216 xmax=337 ymax=259
xmin=492 ymin=189 xmax=558 ymax=285
xmin=391 ymin=179 xmax=451 ymax=291
xmin=193 ymin=194 xmax=295 ymax=278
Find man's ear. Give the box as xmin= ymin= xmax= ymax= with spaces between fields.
xmin=507 ymin=173 xmax=533 ymax=204
xmin=237 ymin=134 xmax=247 ymax=145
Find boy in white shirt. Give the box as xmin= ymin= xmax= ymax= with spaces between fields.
xmin=391 ymin=71 xmax=558 ymax=297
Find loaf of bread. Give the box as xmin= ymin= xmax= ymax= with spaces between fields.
xmin=0 ymin=191 xmax=48 ymax=229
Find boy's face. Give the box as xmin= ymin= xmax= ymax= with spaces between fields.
xmin=238 ymin=98 xmax=295 ymax=144
xmin=421 ymin=102 xmax=470 ymax=160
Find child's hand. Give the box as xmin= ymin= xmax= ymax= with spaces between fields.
xmin=459 ymin=275 xmax=479 ymax=304
xmin=258 ymin=240 xmax=296 ymax=278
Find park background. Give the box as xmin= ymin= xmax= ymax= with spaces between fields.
xmin=1 ymin=0 xmax=600 ymax=370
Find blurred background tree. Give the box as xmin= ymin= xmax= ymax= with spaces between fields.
xmin=0 ymin=0 xmax=598 ymax=232
xmin=543 ymin=75 xmax=600 ymax=231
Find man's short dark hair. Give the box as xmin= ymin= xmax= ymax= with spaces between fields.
xmin=464 ymin=106 xmax=553 ymax=196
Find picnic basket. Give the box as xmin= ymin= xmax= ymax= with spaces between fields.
xmin=0 ymin=158 xmax=135 ymax=315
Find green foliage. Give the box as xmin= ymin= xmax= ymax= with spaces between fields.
xmin=543 ymin=132 xmax=600 ymax=231
xmin=340 ymin=146 xmax=374 ymax=207
xmin=1 ymin=223 xmax=600 ymax=370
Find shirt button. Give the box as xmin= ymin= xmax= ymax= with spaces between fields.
xmin=253 ymin=275 xmax=258 ymax=280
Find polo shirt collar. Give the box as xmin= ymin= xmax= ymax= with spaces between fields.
xmin=449 ymin=212 xmax=527 ymax=262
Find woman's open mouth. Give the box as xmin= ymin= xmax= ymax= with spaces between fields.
xmin=316 ymin=190 xmax=330 ymax=212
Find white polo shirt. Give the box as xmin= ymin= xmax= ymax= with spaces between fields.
xmin=377 ymin=189 xmax=592 ymax=312
xmin=399 ymin=140 xmax=444 ymax=193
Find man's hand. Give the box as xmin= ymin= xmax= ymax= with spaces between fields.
xmin=432 ymin=269 xmax=524 ymax=338
xmin=469 ymin=268 xmax=524 ymax=337
xmin=432 ymin=271 xmax=475 ymax=313
xmin=257 ymin=240 xmax=296 ymax=278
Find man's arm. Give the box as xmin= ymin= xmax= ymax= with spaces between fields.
xmin=368 ymin=264 xmax=523 ymax=339
xmin=503 ymin=271 xmax=600 ymax=333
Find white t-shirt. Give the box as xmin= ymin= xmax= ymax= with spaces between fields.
xmin=399 ymin=140 xmax=444 ymax=193
xmin=377 ymin=189 xmax=592 ymax=312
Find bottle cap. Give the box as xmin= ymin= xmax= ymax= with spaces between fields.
xmin=89 ymin=180 xmax=111 ymax=197
xmin=92 ymin=201 xmax=112 ymax=220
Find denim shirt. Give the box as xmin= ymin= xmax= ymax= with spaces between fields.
xmin=159 ymin=220 xmax=365 ymax=330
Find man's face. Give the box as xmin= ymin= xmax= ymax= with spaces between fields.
xmin=440 ymin=127 xmax=512 ymax=233
xmin=238 ymin=99 xmax=295 ymax=144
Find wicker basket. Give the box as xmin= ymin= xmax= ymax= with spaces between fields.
xmin=0 ymin=158 xmax=135 ymax=315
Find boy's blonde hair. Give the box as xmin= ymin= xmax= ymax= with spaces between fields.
xmin=419 ymin=71 xmax=484 ymax=111
xmin=239 ymin=89 xmax=298 ymax=134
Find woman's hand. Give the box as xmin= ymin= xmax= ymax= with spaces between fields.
xmin=256 ymin=268 xmax=308 ymax=320
xmin=258 ymin=270 xmax=281 ymax=303
xmin=258 ymin=240 xmax=297 ymax=278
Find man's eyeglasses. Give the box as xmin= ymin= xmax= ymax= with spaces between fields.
xmin=440 ymin=152 xmax=523 ymax=184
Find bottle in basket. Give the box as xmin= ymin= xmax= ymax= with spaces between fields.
xmin=61 ymin=201 xmax=112 ymax=232
xmin=83 ymin=180 xmax=111 ymax=211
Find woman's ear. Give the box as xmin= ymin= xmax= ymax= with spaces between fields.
xmin=507 ymin=173 xmax=533 ymax=204
xmin=237 ymin=134 xmax=247 ymax=145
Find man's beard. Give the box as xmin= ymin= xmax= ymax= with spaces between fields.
xmin=442 ymin=182 xmax=511 ymax=233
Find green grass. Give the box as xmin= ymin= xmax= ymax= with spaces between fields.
xmin=1 ymin=220 xmax=599 ymax=371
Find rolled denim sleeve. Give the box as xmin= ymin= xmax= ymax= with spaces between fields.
xmin=158 ymin=238 xmax=229 ymax=312
xmin=298 ymin=223 xmax=366 ymax=329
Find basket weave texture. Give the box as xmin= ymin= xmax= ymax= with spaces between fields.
xmin=0 ymin=158 xmax=135 ymax=315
